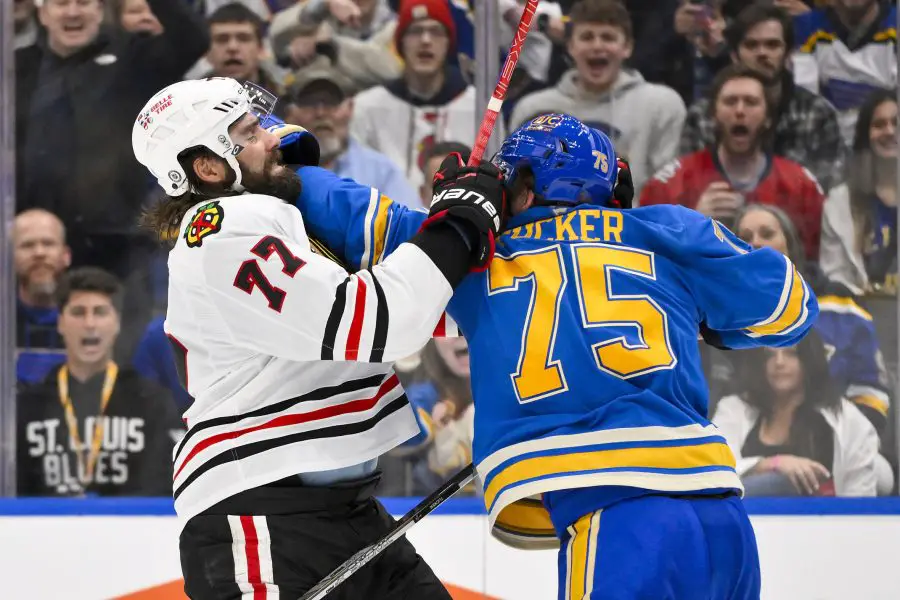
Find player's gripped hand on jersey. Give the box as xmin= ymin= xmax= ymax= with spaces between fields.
xmin=758 ymin=454 xmax=831 ymax=495
xmin=695 ymin=181 xmax=743 ymax=221
xmin=424 ymin=152 xmax=509 ymax=272
xmin=262 ymin=114 xmax=320 ymax=167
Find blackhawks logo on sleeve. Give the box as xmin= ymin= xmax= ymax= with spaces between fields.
xmin=184 ymin=201 xmax=224 ymax=248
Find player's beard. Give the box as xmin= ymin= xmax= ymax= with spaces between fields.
xmin=241 ymin=149 xmax=303 ymax=202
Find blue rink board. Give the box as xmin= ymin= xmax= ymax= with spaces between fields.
xmin=0 ymin=496 xmax=899 ymax=516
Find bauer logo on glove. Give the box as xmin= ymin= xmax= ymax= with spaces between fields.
xmin=432 ymin=187 xmax=502 ymax=232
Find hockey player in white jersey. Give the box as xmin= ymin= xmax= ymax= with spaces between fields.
xmin=131 ymin=77 xmax=508 ymax=599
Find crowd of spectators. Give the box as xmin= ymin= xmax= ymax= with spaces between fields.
xmin=8 ymin=0 xmax=898 ymax=498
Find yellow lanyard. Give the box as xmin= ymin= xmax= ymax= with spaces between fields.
xmin=57 ymin=362 xmax=118 ymax=485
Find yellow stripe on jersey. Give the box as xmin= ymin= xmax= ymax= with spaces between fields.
xmin=853 ymin=394 xmax=890 ymax=417
xmin=818 ymin=295 xmax=874 ymax=321
xmin=874 ymin=28 xmax=897 ymax=43
xmin=372 ymin=194 xmax=392 ymax=265
xmin=483 ymin=441 xmax=735 ymax=514
xmin=565 ymin=511 xmax=601 ymax=600
xmin=711 ymin=220 xmax=747 ymax=254
xmin=800 ymin=29 xmax=836 ymax=53
xmin=747 ymin=263 xmax=807 ymax=337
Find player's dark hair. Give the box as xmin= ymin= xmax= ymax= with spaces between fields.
xmin=567 ymin=0 xmax=632 ymax=41
xmin=733 ymin=203 xmax=806 ymax=266
xmin=56 ymin=267 xmax=124 ymax=314
xmin=847 ymin=88 xmax=897 ymax=261
xmin=208 ymin=2 xmax=265 ymax=43
xmin=738 ymin=329 xmax=842 ymax=414
xmin=139 ymin=146 xmax=237 ymax=243
xmin=421 ymin=142 xmax=472 ymax=178
xmin=725 ymin=3 xmax=794 ymax=54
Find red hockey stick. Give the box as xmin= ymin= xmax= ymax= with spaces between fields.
xmin=468 ymin=0 xmax=541 ymax=166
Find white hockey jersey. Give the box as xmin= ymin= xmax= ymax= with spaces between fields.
xmin=165 ymin=194 xmax=452 ymax=527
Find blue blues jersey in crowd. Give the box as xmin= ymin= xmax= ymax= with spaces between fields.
xmin=792 ymin=3 xmax=897 ymax=140
xmin=814 ymin=282 xmax=890 ymax=431
xmin=293 ymin=167 xmax=818 ymax=547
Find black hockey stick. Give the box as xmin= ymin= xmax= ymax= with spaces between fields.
xmin=298 ymin=463 xmax=476 ymax=600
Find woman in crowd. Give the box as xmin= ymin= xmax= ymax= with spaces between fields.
xmin=405 ymin=337 xmax=475 ymax=495
xmin=713 ymin=331 xmax=879 ymax=497
xmin=820 ymin=89 xmax=897 ymax=296
xmin=820 ymin=88 xmax=898 ymax=386
xmin=730 ymin=203 xmax=895 ymax=494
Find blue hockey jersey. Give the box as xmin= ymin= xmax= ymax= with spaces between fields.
xmin=293 ymin=167 xmax=819 ymax=547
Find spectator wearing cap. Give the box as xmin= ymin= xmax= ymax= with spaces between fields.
xmin=281 ymin=66 xmax=421 ymax=207
xmin=269 ymin=0 xmax=401 ymax=91
xmin=350 ymin=0 xmax=477 ymax=192
xmin=680 ymin=4 xmax=847 ymax=192
xmin=202 ymin=3 xmax=284 ymax=94
xmin=509 ymin=0 xmax=686 ymax=199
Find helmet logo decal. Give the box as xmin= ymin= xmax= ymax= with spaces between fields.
xmin=150 ymin=93 xmax=174 ymax=115
xmin=137 ymin=110 xmax=152 ymax=130
xmin=527 ymin=114 xmax=564 ymax=131
xmin=184 ymin=201 xmax=225 ymax=248
xmin=168 ymin=170 xmax=182 ymax=183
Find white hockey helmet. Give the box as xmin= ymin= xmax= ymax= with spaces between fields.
xmin=132 ymin=77 xmax=278 ymax=197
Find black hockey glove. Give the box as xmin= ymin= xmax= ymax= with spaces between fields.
xmin=610 ymin=158 xmax=634 ymax=209
xmin=421 ymin=152 xmax=508 ymax=272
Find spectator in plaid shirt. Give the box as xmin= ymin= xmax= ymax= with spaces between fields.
xmin=679 ymin=4 xmax=847 ymax=192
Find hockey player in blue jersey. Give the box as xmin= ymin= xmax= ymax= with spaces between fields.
xmin=273 ymin=113 xmax=818 ymax=599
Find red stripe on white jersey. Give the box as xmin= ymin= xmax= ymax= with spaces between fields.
xmin=345 ymin=277 xmax=368 ymax=360
xmin=174 ymin=375 xmax=401 ymax=479
xmin=228 ymin=515 xmax=278 ymax=599
xmin=433 ymin=313 xmax=446 ymax=337
xmin=241 ymin=516 xmax=267 ymax=600
xmin=432 ymin=313 xmax=459 ymax=338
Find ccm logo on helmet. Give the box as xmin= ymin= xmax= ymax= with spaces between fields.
xmin=433 ymin=188 xmax=500 ymax=230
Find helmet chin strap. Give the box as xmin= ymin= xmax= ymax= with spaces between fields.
xmin=225 ymin=154 xmax=245 ymax=193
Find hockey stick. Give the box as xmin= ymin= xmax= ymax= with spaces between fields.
xmin=468 ymin=0 xmax=541 ymax=166
xmin=298 ymin=463 xmax=476 ymax=600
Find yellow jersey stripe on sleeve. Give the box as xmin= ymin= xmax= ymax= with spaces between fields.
xmin=746 ymin=263 xmax=808 ymax=337
xmin=853 ymin=394 xmax=890 ymax=418
xmin=372 ymin=193 xmax=392 ymax=265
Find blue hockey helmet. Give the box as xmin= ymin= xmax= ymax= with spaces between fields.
xmin=492 ymin=114 xmax=619 ymax=207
